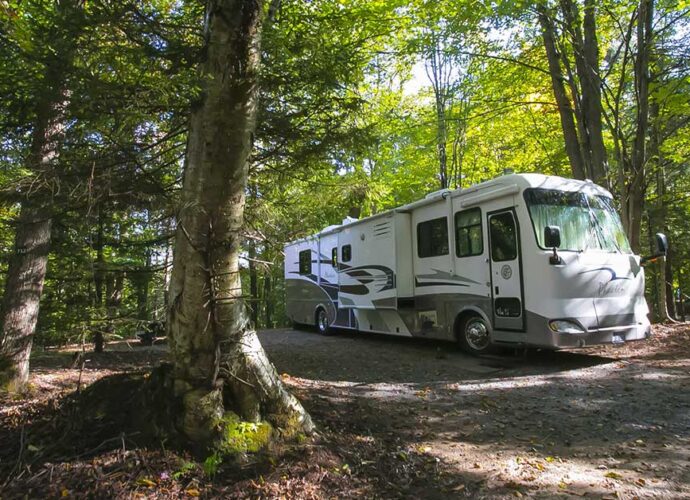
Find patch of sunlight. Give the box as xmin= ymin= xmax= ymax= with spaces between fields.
xmin=633 ymin=371 xmax=688 ymax=381
xmin=428 ymin=440 xmax=686 ymax=498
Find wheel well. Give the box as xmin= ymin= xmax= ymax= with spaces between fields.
xmin=453 ymin=309 xmax=483 ymax=341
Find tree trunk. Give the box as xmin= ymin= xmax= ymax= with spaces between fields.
xmin=558 ymin=0 xmax=608 ymax=186
xmin=0 ymin=206 xmax=52 ymax=391
xmin=248 ymin=239 xmax=259 ymax=328
xmin=0 ymin=0 xmax=82 ymax=393
xmin=133 ymin=252 xmax=152 ymax=321
xmin=435 ymin=94 xmax=449 ymax=189
xmin=665 ymin=248 xmax=675 ymax=319
xmin=537 ymin=5 xmax=586 ymax=180
xmin=626 ymin=0 xmax=653 ymax=254
xmin=94 ymin=207 xmax=106 ymax=307
xmin=0 ymin=87 xmax=65 ymax=392
xmin=263 ymin=271 xmax=273 ymax=329
xmin=166 ymin=0 xmax=312 ymax=450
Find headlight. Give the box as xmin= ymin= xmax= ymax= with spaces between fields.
xmin=549 ymin=319 xmax=585 ymax=334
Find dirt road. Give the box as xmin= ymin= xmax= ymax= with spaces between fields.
xmin=260 ymin=326 xmax=690 ymax=498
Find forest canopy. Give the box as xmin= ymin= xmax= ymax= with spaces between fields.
xmin=0 ymin=0 xmax=688 ymax=370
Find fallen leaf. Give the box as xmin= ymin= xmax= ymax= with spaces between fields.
xmin=137 ymin=478 xmax=156 ymax=487
xmin=605 ymin=472 xmax=623 ymax=480
xmin=185 ymin=488 xmax=200 ymax=497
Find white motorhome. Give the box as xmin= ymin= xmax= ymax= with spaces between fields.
xmin=284 ymin=174 xmax=667 ymax=355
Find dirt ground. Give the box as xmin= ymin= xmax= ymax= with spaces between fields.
xmin=1 ymin=325 xmax=689 ymax=498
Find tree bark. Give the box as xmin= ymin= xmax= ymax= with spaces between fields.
xmin=626 ymin=0 xmax=653 ymax=254
xmin=538 ymin=5 xmax=586 ymax=180
xmin=248 ymin=239 xmax=259 ymax=328
xmin=166 ymin=0 xmax=312 ymax=449
xmin=0 ymin=0 xmax=82 ymax=392
xmin=0 ymin=81 xmax=66 ymax=392
xmin=0 ymin=206 xmax=52 ymax=390
xmin=263 ymin=271 xmax=273 ymax=329
xmin=557 ymin=0 xmax=608 ymax=186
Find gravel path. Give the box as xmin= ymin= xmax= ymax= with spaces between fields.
xmin=259 ymin=326 xmax=690 ymax=498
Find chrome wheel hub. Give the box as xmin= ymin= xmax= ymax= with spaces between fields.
xmin=465 ymin=319 xmax=489 ymax=350
xmin=318 ymin=311 xmax=328 ymax=332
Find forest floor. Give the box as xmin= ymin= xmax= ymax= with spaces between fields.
xmin=1 ymin=324 xmax=689 ymax=499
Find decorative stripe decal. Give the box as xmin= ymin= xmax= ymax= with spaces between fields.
xmin=415 ymin=279 xmax=469 ymax=288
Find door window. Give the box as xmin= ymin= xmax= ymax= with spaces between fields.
xmin=490 ymin=212 xmax=517 ymax=261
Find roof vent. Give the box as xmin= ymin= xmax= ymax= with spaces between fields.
xmin=424 ymin=188 xmax=452 ymax=200
xmin=503 ymin=168 xmax=514 ymax=176
xmin=342 ymin=216 xmax=357 ymax=225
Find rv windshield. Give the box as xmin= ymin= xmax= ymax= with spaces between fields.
xmin=524 ymin=188 xmax=632 ymax=253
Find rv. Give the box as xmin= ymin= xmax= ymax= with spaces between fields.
xmin=283 ymin=174 xmax=667 ymax=355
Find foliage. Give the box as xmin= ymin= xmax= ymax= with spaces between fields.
xmin=0 ymin=0 xmax=689 ymax=347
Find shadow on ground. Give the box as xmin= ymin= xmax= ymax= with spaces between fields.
xmin=270 ymin=328 xmax=690 ymax=497
xmin=1 ymin=326 xmax=688 ymax=498
xmin=258 ymin=328 xmax=616 ymax=384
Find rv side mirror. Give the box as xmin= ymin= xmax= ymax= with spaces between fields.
xmin=641 ymin=232 xmax=669 ymax=265
xmin=544 ymin=226 xmax=561 ymax=249
xmin=655 ymin=233 xmax=668 ymax=256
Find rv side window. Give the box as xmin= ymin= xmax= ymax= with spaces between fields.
xmin=455 ymin=208 xmax=483 ymax=257
xmin=298 ymin=250 xmax=312 ymax=275
xmin=490 ymin=212 xmax=517 ymax=261
xmin=341 ymin=244 xmax=352 ymax=262
xmin=417 ymin=217 xmax=449 ymax=258
xmin=331 ymin=247 xmax=338 ymax=267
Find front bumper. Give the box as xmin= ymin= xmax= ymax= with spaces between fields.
xmin=549 ymin=322 xmax=651 ymax=348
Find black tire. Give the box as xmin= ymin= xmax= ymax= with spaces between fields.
xmin=457 ymin=314 xmax=493 ymax=356
xmin=315 ymin=307 xmax=332 ymax=336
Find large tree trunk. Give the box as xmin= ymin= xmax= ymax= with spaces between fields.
xmin=0 ymin=206 xmax=52 ymax=391
xmin=626 ymin=0 xmax=653 ymax=254
xmin=538 ymin=2 xmax=609 ymax=186
xmin=166 ymin=0 xmax=312 ymax=450
xmin=0 ymin=0 xmax=82 ymax=393
xmin=0 ymin=85 xmax=66 ymax=392
xmin=557 ymin=0 xmax=608 ymax=185
xmin=538 ymin=5 xmax=586 ymax=180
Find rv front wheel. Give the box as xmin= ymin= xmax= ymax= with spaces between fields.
xmin=316 ymin=308 xmax=331 ymax=335
xmin=458 ymin=315 xmax=492 ymax=355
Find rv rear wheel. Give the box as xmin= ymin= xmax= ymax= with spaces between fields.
xmin=458 ymin=315 xmax=492 ymax=355
xmin=316 ymin=308 xmax=331 ymax=335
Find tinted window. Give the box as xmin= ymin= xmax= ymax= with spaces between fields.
xmin=298 ymin=250 xmax=311 ymax=275
xmin=331 ymin=247 xmax=338 ymax=267
xmin=417 ymin=217 xmax=449 ymax=258
xmin=490 ymin=212 xmax=517 ymax=261
xmin=341 ymin=244 xmax=351 ymax=262
xmin=455 ymin=208 xmax=483 ymax=257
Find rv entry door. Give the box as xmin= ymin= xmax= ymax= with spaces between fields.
xmin=488 ymin=210 xmax=524 ymax=331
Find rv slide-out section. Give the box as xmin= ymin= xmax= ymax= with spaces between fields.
xmin=284 ymin=174 xmax=652 ymax=352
